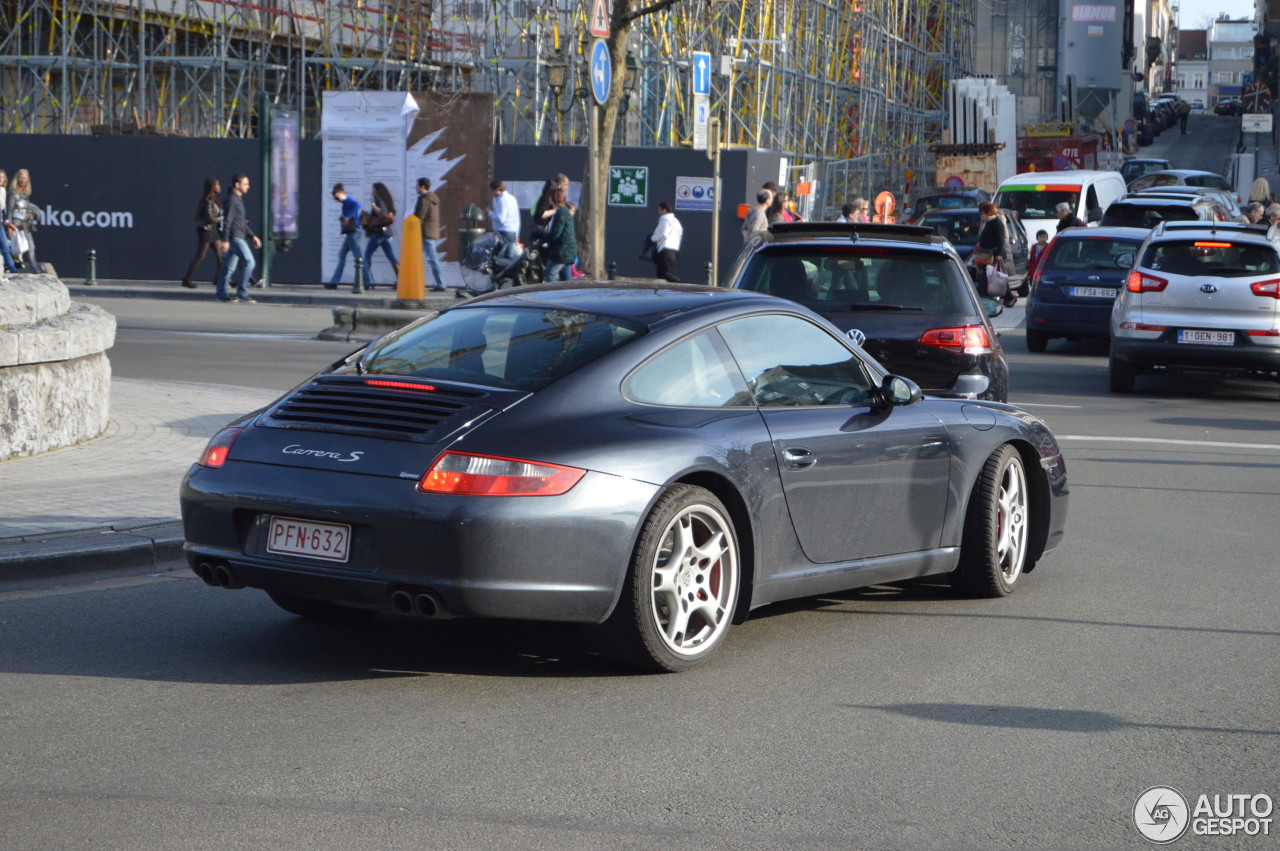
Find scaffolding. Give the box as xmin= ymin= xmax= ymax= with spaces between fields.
xmin=0 ymin=0 xmax=975 ymax=205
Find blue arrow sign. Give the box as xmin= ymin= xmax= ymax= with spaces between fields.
xmin=692 ymin=51 xmax=711 ymax=97
xmin=591 ymin=39 xmax=611 ymax=106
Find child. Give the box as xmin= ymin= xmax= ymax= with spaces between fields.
xmin=1027 ymin=229 xmax=1050 ymax=280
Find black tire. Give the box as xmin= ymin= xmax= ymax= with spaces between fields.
xmin=602 ymin=485 xmax=740 ymax=672
xmin=1109 ymin=354 xmax=1135 ymax=393
xmin=951 ymin=445 xmax=1031 ymax=598
xmin=267 ymin=590 xmax=380 ymax=622
xmin=1025 ymin=329 xmax=1049 ymax=353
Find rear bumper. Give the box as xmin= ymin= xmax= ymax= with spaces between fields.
xmin=181 ymin=463 xmax=660 ymax=623
xmin=1026 ymin=300 xmax=1113 ymax=337
xmin=1111 ymin=336 xmax=1280 ymax=373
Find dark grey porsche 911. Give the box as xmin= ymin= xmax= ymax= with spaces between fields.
xmin=181 ymin=282 xmax=1068 ymax=671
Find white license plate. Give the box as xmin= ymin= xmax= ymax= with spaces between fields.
xmin=266 ymin=516 xmax=351 ymax=562
xmin=1067 ymin=286 xmax=1116 ymax=299
xmin=1177 ymin=329 xmax=1235 ymax=346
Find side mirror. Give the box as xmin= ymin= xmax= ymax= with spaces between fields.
xmin=979 ymin=296 xmax=1004 ymax=318
xmin=1115 ymin=251 xmax=1134 ymax=269
xmin=881 ymin=374 xmax=923 ymax=406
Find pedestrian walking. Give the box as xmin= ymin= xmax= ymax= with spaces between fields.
xmin=0 ymin=170 xmax=19 ymax=274
xmin=5 ymin=168 xmax=41 ymax=272
xmin=1248 ymin=177 xmax=1273 ymax=208
xmin=1055 ymin=201 xmax=1083 ymax=233
xmin=1244 ymin=202 xmax=1266 ymax=224
xmin=1176 ymin=99 xmax=1191 ymax=134
xmin=650 ymin=200 xmax=683 ymax=283
xmin=180 ymin=177 xmax=224 ymax=288
xmin=489 ymin=179 xmax=521 ymax=261
xmin=361 ymin=182 xmax=399 ymax=288
xmin=742 ymin=190 xmax=771 ymax=242
xmin=542 ymin=186 xmax=577 ymax=282
xmin=214 ymin=173 xmax=261 ymax=303
xmin=851 ymin=197 xmax=871 ymax=223
xmin=413 ymin=177 xmax=446 ymax=291
xmin=325 ymin=183 xmax=363 ymax=288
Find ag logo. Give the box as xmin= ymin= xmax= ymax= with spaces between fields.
xmin=1134 ymin=786 xmax=1189 ymax=843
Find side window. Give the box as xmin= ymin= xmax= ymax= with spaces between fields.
xmin=717 ymin=314 xmax=875 ymax=407
xmin=625 ymin=330 xmax=752 ymax=408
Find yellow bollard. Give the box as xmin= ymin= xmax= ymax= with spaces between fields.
xmin=397 ymin=215 xmax=426 ymax=300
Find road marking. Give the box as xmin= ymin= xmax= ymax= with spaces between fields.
xmin=1060 ymin=435 xmax=1280 ymax=451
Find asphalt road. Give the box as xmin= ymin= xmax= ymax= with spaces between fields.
xmin=2 ymin=123 xmax=1277 ymax=849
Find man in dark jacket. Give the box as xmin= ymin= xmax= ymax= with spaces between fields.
xmin=1054 ymin=201 xmax=1084 ymax=233
xmin=215 ymin=173 xmax=262 ymax=303
xmin=413 ymin=177 xmax=446 ymax=291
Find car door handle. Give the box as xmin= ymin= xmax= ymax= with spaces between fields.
xmin=782 ymin=447 xmax=816 ymax=470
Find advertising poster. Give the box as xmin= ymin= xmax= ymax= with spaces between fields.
xmin=320 ymin=92 xmax=419 ymax=285
xmin=270 ymin=108 xmax=299 ymax=237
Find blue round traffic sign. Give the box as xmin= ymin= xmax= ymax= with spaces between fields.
xmin=590 ymin=39 xmax=611 ymax=106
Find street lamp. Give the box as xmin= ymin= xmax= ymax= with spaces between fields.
xmin=545 ymin=50 xmax=588 ymax=115
xmin=621 ymin=52 xmax=641 ymax=113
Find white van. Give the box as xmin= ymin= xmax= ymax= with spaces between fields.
xmin=993 ymin=170 xmax=1128 ymax=243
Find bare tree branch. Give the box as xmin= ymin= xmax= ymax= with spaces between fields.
xmin=619 ymin=0 xmax=684 ymax=27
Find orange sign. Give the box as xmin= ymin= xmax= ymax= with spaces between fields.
xmin=872 ymin=190 xmax=896 ymax=224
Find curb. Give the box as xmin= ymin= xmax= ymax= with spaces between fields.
xmin=0 ymin=521 xmax=188 ymax=589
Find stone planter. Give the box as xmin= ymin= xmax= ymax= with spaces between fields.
xmin=0 ymin=274 xmax=116 ymax=461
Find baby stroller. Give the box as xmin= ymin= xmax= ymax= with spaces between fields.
xmin=458 ymin=231 xmax=530 ymax=297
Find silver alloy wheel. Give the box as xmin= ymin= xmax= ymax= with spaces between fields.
xmin=997 ymin=457 xmax=1029 ymax=584
xmin=648 ymin=503 xmax=738 ymax=658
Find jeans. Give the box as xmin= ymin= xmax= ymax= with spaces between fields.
xmin=423 ymin=239 xmax=445 ymax=289
xmin=215 ymin=237 xmax=255 ymax=300
xmin=329 ymin=232 xmax=361 ymax=285
xmin=496 ymin=230 xmax=518 ymax=261
xmin=0 ymin=227 xmax=18 ymax=273
xmin=545 ymin=262 xmax=573 ymax=282
xmin=363 ymin=230 xmax=398 ymax=286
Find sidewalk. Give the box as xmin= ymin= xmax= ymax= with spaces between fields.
xmin=3 ymin=279 xmax=1028 ymax=591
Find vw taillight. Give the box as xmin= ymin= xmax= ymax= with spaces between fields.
xmin=919 ymin=325 xmax=993 ymax=355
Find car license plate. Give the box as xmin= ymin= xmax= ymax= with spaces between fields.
xmin=266 ymin=516 xmax=351 ymax=562
xmin=1067 ymin=286 xmax=1115 ymax=299
xmin=1177 ymin=329 xmax=1235 ymax=346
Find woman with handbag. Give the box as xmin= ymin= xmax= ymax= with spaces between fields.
xmin=361 ymin=182 xmax=399 ymax=288
xmin=542 ymin=186 xmax=577 ymax=282
xmin=5 ymin=168 xmax=41 ymax=272
xmin=180 ymin=178 xmax=224 ymax=288
xmin=974 ymin=202 xmax=1016 ymax=307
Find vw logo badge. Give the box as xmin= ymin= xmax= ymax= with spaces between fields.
xmin=846 ymin=328 xmax=866 ymax=346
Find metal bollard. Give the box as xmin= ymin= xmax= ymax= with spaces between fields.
xmin=85 ymin=249 xmax=97 ymax=286
xmin=704 ymin=261 xmax=713 ymax=286
xmin=607 ymin=261 xmax=617 ymax=281
xmin=352 ymin=257 xmax=365 ymax=294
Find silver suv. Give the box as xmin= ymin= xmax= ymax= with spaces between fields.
xmin=1109 ymin=221 xmax=1280 ymax=393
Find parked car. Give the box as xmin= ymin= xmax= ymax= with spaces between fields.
xmin=1128 ymin=169 xmax=1232 ymax=192
xmin=1132 ymin=186 xmax=1244 ymax=221
xmin=1024 ymin=226 xmax=1147 ymax=352
xmin=1190 ymin=99 xmax=1205 ymax=110
xmin=917 ymin=206 xmax=1030 ymax=293
xmin=904 ymin=188 xmax=992 ymax=224
xmin=1109 ymin=221 xmax=1280 ymax=393
xmin=1119 ymin=158 xmax=1173 ymax=187
xmin=1214 ymin=99 xmax=1243 ymax=116
xmin=727 ymin=222 xmax=1010 ymax=401
xmin=181 ymin=280 xmax=1069 ymax=671
xmin=1098 ymin=195 xmax=1222 ymax=229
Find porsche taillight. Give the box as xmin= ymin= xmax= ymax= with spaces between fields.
xmin=198 ymin=427 xmax=243 ymax=468
xmin=418 ymin=451 xmax=585 ymax=496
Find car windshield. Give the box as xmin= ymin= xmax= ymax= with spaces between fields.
xmin=919 ymin=211 xmax=981 ymax=246
xmin=1143 ymin=240 xmax=1279 ymax=278
xmin=994 ymin=188 xmax=1078 ymax=220
xmin=736 ymin=246 xmax=972 ymax=314
xmin=337 ymin=306 xmax=646 ymax=390
xmin=1045 ymin=236 xmax=1142 ymax=271
xmin=1100 ymin=203 xmax=1200 ymax=228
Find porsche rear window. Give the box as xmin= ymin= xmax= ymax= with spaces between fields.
xmin=1100 ymin=203 xmax=1200 ymax=228
xmin=341 ymin=307 xmax=645 ymax=391
xmin=1142 ymin=241 xmax=1279 ymax=277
